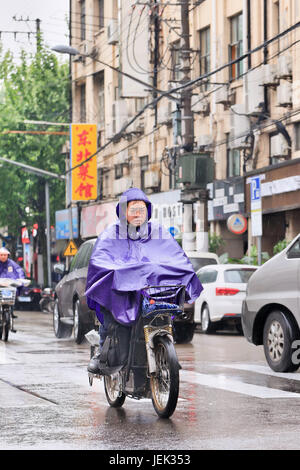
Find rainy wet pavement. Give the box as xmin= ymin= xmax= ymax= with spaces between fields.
xmin=2 ymin=310 xmax=300 ymax=450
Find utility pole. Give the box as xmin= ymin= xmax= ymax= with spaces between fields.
xmin=13 ymin=16 xmax=42 ymax=53
xmin=179 ymin=0 xmax=209 ymax=253
xmin=180 ymin=0 xmax=196 ymax=252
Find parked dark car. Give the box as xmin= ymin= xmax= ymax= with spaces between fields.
xmin=53 ymin=237 xmax=198 ymax=345
xmin=53 ymin=239 xmax=97 ymax=344
xmin=15 ymin=279 xmax=42 ymax=311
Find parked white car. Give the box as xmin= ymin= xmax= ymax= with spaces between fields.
xmin=194 ymin=264 xmax=257 ymax=334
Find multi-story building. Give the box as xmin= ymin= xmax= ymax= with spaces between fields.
xmin=70 ymin=0 xmax=300 ymax=259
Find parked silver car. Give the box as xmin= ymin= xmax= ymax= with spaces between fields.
xmin=242 ymin=234 xmax=300 ymax=372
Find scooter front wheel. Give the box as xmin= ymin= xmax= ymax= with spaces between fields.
xmin=104 ymin=373 xmax=126 ymax=408
xmin=150 ymin=336 xmax=179 ymax=419
xmin=1 ymin=309 xmax=10 ymax=342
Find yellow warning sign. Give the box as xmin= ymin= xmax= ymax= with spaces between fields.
xmin=64 ymin=240 xmax=78 ymax=257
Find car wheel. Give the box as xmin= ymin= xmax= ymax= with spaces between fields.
xmin=263 ymin=310 xmax=299 ymax=373
xmin=173 ymin=322 xmax=195 ymax=344
xmin=73 ymin=299 xmax=87 ymax=345
xmin=201 ymin=305 xmax=215 ymax=334
xmin=53 ymin=299 xmax=72 ymax=339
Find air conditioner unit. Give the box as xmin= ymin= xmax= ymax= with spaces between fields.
xmin=277 ymin=81 xmax=292 ymax=107
xmin=270 ymin=134 xmax=290 ymax=158
xmin=261 ymin=63 xmax=279 ymax=87
xmin=196 ymin=135 xmax=213 ymax=150
xmin=191 ymin=93 xmax=210 ymax=114
xmin=246 ymin=67 xmax=265 ymax=116
xmin=107 ymin=19 xmax=119 ymax=45
xmin=113 ymin=177 xmax=131 ymax=195
xmin=114 ymin=149 xmax=129 ymax=165
xmin=113 ymin=100 xmax=129 ymax=133
xmin=79 ymin=42 xmax=98 ymax=58
xmin=215 ymin=87 xmax=231 ymax=106
xmin=144 ymin=170 xmax=159 ymax=189
xmin=230 ymin=104 xmax=251 ymax=150
xmin=157 ymin=106 xmax=171 ymax=124
xmin=277 ymin=54 xmax=292 ymax=79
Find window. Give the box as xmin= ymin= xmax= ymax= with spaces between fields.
xmin=295 ymin=122 xmax=300 ymax=151
xmin=80 ymin=84 xmax=86 ymax=122
xmin=199 ymin=27 xmax=210 ymax=90
xmin=140 ymin=156 xmax=149 ymax=191
xmin=224 ymin=269 xmax=256 ymax=283
xmin=115 ymin=164 xmax=123 ymax=180
xmin=98 ymin=0 xmax=104 ymax=29
xmin=197 ymin=270 xmax=218 ymax=284
xmin=80 ymin=0 xmax=86 ymax=41
xmin=95 ymin=72 xmax=105 ymax=128
xmin=190 ymin=257 xmax=218 ymax=272
xmin=287 ymin=238 xmax=300 ymax=259
xmin=227 ymin=147 xmax=241 ymax=177
xmin=229 ymin=13 xmax=243 ymax=80
xmin=171 ymin=41 xmax=182 ymax=82
xmin=269 ymin=133 xmax=281 ymax=165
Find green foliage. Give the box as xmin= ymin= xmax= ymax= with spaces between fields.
xmin=273 ymin=239 xmax=289 ymax=255
xmin=241 ymin=245 xmax=270 ymax=266
xmin=0 ymin=43 xmax=70 ymax=244
xmin=208 ymin=233 xmax=225 ymax=254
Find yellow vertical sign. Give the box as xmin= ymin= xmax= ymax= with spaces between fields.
xmin=70 ymin=124 xmax=97 ymax=201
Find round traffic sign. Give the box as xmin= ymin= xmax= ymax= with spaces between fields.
xmin=227 ymin=214 xmax=247 ymax=235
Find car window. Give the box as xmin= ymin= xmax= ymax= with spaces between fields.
xmin=287 ymin=239 xmax=300 ymax=259
xmin=197 ymin=270 xmax=218 ymax=284
xmin=224 ymin=269 xmax=256 ymax=283
xmin=75 ymin=244 xmax=91 ymax=269
xmin=190 ymin=257 xmax=217 ymax=272
xmin=69 ymin=251 xmax=80 ymax=272
xmin=82 ymin=243 xmax=94 ymax=267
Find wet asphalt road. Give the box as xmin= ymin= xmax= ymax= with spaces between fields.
xmin=2 ymin=310 xmax=300 ymax=450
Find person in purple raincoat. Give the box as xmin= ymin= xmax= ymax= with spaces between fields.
xmin=86 ymin=188 xmax=203 ymax=373
xmin=0 ymin=247 xmax=25 ymax=280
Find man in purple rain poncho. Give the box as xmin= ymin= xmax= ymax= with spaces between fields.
xmin=85 ymin=188 xmax=203 ymax=374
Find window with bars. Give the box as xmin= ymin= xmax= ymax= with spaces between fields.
xmin=98 ymin=0 xmax=104 ymax=29
xmin=140 ymin=156 xmax=149 ymax=191
xmin=199 ymin=27 xmax=210 ymax=90
xmin=95 ymin=72 xmax=105 ymax=128
xmin=80 ymin=0 xmax=86 ymax=41
xmin=80 ymin=84 xmax=86 ymax=122
xmin=171 ymin=41 xmax=182 ymax=82
xmin=229 ymin=13 xmax=243 ymax=80
xmin=227 ymin=135 xmax=241 ymax=177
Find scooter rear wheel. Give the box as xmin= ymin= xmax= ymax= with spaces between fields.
xmin=150 ymin=336 xmax=179 ymax=419
xmin=104 ymin=373 xmax=126 ymax=407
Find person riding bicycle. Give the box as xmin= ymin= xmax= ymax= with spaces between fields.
xmin=85 ymin=188 xmax=203 ymax=374
xmin=0 ymin=247 xmax=25 ymax=280
xmin=0 ymin=246 xmax=25 ymax=318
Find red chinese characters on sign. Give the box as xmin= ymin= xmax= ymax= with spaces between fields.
xmin=71 ymin=124 xmax=97 ymax=201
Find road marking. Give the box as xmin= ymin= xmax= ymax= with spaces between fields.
xmin=180 ymin=369 xmax=300 ymax=399
xmin=215 ymin=363 xmax=300 ymax=381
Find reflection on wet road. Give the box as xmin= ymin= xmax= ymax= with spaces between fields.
xmin=2 ymin=311 xmax=300 ymax=449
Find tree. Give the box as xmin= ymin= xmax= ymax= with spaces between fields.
xmin=0 ymin=43 xmax=70 ymax=271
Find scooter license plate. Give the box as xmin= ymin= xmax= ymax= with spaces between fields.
xmin=18 ymin=296 xmax=31 ymax=302
xmin=2 ymin=290 xmax=13 ymax=298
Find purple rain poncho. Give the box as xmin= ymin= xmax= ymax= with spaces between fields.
xmin=85 ymin=188 xmax=203 ymax=325
xmin=0 ymin=258 xmax=25 ymax=280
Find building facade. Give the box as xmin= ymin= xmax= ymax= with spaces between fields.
xmin=70 ymin=0 xmax=300 ymax=258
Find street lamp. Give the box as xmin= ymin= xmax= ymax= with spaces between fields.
xmin=51 ymin=45 xmax=181 ymax=104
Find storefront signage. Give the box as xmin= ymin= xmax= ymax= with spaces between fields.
xmin=70 ymin=124 xmax=97 ymax=201
xmin=227 ymin=214 xmax=247 ymax=235
xmin=250 ymin=176 xmax=263 ymax=237
xmin=55 ymin=208 xmax=79 ymax=240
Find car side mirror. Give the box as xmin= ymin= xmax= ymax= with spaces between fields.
xmin=54 ymin=263 xmax=66 ymax=275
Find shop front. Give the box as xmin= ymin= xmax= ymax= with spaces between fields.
xmin=245 ymin=158 xmax=300 ymax=256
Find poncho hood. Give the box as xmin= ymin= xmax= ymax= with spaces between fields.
xmin=86 ymin=189 xmax=202 ymax=325
xmin=116 ymin=187 xmax=152 ymax=221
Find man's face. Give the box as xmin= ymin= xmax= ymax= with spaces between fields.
xmin=126 ymin=200 xmax=148 ymax=227
xmin=0 ymin=253 xmax=8 ymax=263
